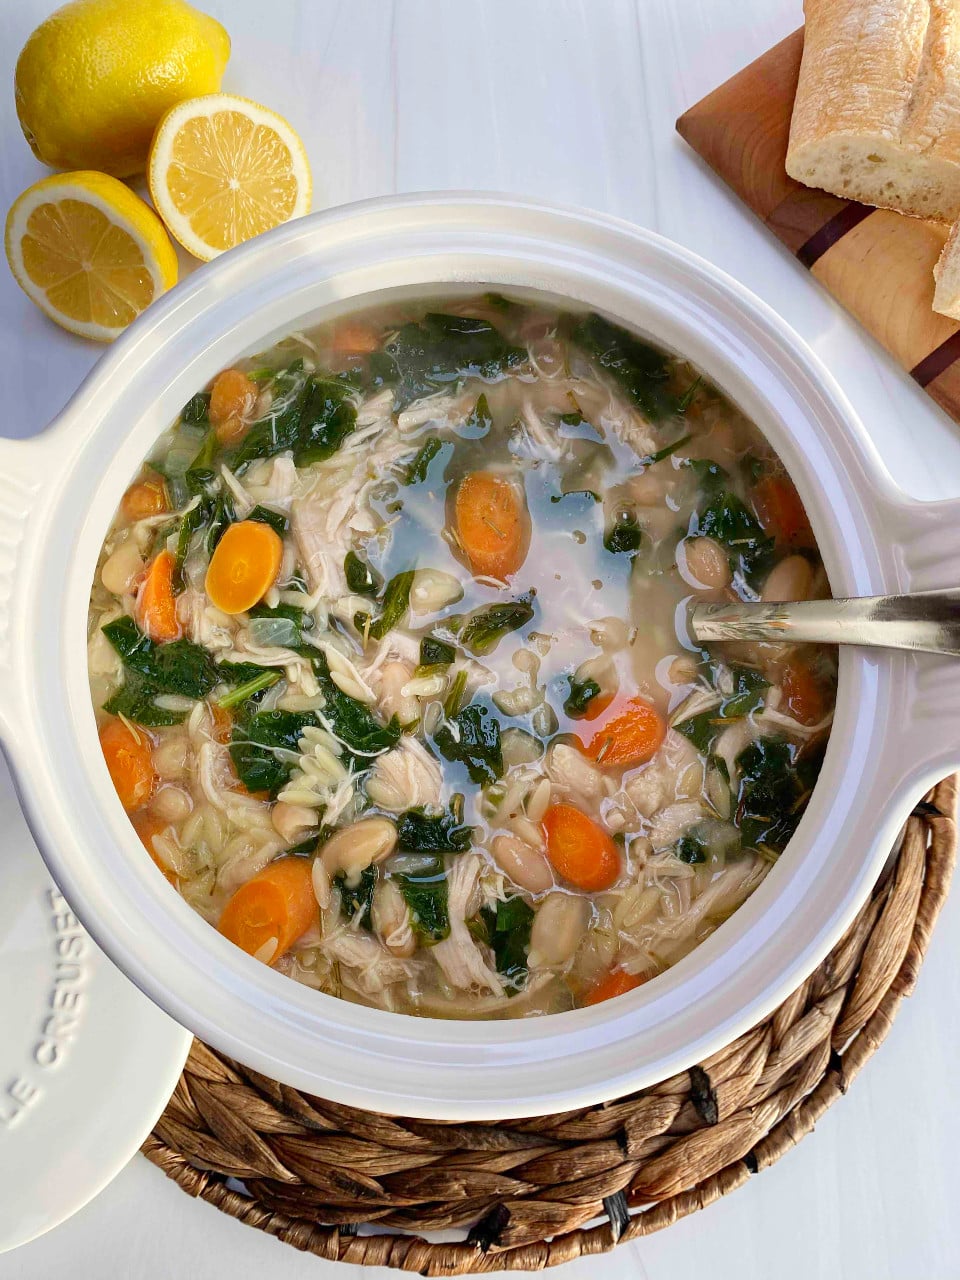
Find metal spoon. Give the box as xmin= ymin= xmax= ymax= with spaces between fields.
xmin=688 ymin=590 xmax=960 ymax=658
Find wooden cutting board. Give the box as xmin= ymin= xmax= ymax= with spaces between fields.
xmin=676 ymin=29 xmax=960 ymax=423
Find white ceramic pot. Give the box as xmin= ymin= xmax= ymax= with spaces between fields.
xmin=2 ymin=194 xmax=957 ymax=1119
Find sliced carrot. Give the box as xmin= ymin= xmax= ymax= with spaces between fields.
xmin=100 ymin=718 xmax=157 ymax=812
xmin=132 ymin=811 xmax=178 ymax=886
xmin=542 ymin=803 xmax=620 ymax=892
xmin=781 ymin=659 xmax=826 ymax=727
xmin=584 ymin=968 xmax=646 ymax=1006
xmin=137 ymin=549 xmax=181 ymax=642
xmin=329 ymin=321 xmax=381 ymax=355
xmin=209 ymin=703 xmax=233 ymax=744
xmin=568 ymin=688 xmax=616 ymax=723
xmin=209 ymin=368 xmax=258 ymax=445
xmin=205 ymin=520 xmax=283 ymax=615
xmin=454 ymin=471 xmax=529 ymax=580
xmin=752 ymin=474 xmax=814 ymax=549
xmin=218 ymin=856 xmax=318 ymax=962
xmin=585 ymin=697 xmax=666 ymax=768
xmin=121 ymin=473 xmax=168 ymax=522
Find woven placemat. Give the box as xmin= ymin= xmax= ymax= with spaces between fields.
xmin=143 ymin=776 xmax=957 ymax=1274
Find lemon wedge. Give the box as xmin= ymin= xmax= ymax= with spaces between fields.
xmin=148 ymin=93 xmax=312 ymax=261
xmin=5 ymin=171 xmax=179 ymax=342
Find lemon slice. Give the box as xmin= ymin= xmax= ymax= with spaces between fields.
xmin=5 ymin=171 xmax=178 ymax=342
xmin=148 ymin=93 xmax=312 ymax=261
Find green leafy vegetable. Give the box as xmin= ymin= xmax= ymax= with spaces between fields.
xmin=103 ymin=617 xmax=219 ymax=699
xmin=735 ymin=736 xmax=817 ymax=856
xmin=229 ymin=709 xmax=318 ymax=797
xmin=694 ymin=490 xmax=775 ymax=588
xmin=604 ymin=511 xmax=645 ymax=555
xmin=676 ymin=833 xmax=708 ymax=864
xmin=396 ymin=807 xmax=473 ymax=853
xmin=458 ymin=393 xmax=492 ymax=439
xmin=102 ymin=677 xmax=186 ymax=727
xmin=642 ymin=432 xmax=692 ymax=465
xmin=479 ymin=896 xmax=534 ymax=991
xmin=458 ymin=597 xmax=534 ymax=656
xmin=336 ymin=865 xmax=378 ymax=929
xmin=674 ymin=665 xmax=769 ymax=753
xmin=419 ymin=635 xmax=456 ymax=667
xmin=434 ymin=703 xmax=503 ymax=785
xmin=372 ymin=313 xmax=526 ymax=409
xmin=677 ymin=376 xmax=703 ymax=413
xmin=344 ymin=551 xmax=383 ymax=598
xmin=248 ymin=601 xmax=312 ymax=650
xmin=368 ymin=570 xmax=415 ymax=641
xmin=404 ymin=437 xmax=443 ymax=484
xmin=395 ymin=856 xmax=449 ymax=940
xmin=180 ymin=392 xmax=210 ymax=425
xmin=573 ymin=313 xmax=678 ymax=421
xmin=205 ymin=490 xmax=236 ymax=554
xmin=313 ymin=655 xmax=400 ymax=758
xmin=444 ymin=669 xmax=468 ymax=718
xmin=563 ymin=675 xmax=602 ymax=719
xmin=216 ymin=669 xmax=282 ymax=710
xmin=247 ymin=505 xmax=288 ymax=537
xmin=230 ymin=371 xmax=357 ymax=469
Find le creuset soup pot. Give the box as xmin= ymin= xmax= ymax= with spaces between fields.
xmin=1 ymin=194 xmax=957 ymax=1119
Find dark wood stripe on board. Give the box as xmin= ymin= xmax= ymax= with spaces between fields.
xmin=795 ymin=202 xmax=874 ymax=269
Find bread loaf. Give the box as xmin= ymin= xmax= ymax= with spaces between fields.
xmin=933 ymin=221 xmax=960 ymax=316
xmin=786 ymin=0 xmax=960 ymax=222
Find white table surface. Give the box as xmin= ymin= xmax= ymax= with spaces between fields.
xmin=3 ymin=1 xmax=960 ymax=1277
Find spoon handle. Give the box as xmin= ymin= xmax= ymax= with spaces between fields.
xmin=689 ymin=590 xmax=960 ymax=657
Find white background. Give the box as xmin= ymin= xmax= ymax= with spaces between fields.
xmin=3 ymin=1 xmax=960 ymax=1277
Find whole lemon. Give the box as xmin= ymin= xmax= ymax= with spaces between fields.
xmin=15 ymin=0 xmax=230 ymax=177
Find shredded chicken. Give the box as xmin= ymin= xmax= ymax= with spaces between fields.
xmin=365 ymin=737 xmax=443 ymax=812
xmin=431 ymin=857 xmax=505 ymax=997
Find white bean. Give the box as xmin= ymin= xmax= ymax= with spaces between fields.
xmin=490 ymin=833 xmax=554 ymax=893
xmin=320 ymin=818 xmax=398 ymax=884
xmin=678 ymin=537 xmax=731 ymax=591
xmin=152 ymin=785 xmax=193 ymax=824
xmin=152 ymin=734 xmax=191 ymax=781
xmin=101 ymin=539 xmax=145 ymax=596
xmin=761 ymin=555 xmax=813 ymax=603
xmin=529 ymin=893 xmax=590 ymax=967
xmin=500 ymin=727 xmax=543 ymax=767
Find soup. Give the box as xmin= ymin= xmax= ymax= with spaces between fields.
xmin=87 ymin=294 xmax=836 ymax=1019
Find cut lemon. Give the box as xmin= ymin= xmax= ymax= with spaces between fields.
xmin=148 ymin=93 xmax=312 ymax=261
xmin=5 ymin=171 xmax=178 ymax=342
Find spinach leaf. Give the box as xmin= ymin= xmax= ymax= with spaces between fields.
xmin=247 ymin=504 xmax=288 ymax=537
xmin=314 ymin=655 xmax=400 ymax=758
xmin=434 ymin=703 xmax=503 ymax=785
xmin=229 ymin=709 xmax=318 ymax=797
xmin=395 ymin=856 xmax=450 ymax=940
xmin=604 ymin=511 xmax=645 ymax=555
xmin=344 ymin=550 xmax=383 ymax=598
xmin=103 ymin=617 xmax=219 ymax=698
xmin=458 ymin=392 xmax=492 ymax=439
xmin=368 ymin=570 xmax=415 ymax=641
xmin=573 ymin=312 xmax=677 ymax=421
xmin=735 ymin=736 xmax=807 ymax=856
xmin=293 ymin=377 xmax=357 ymax=466
xmin=205 ymin=490 xmax=236 ymax=554
xmin=180 ymin=392 xmax=210 ymax=425
xmin=677 ymin=376 xmax=703 ymax=413
xmin=335 ymin=865 xmax=378 ymax=930
xmin=563 ymin=675 xmax=602 ymax=719
xmin=458 ymin=597 xmax=534 ymax=656
xmin=419 ymin=635 xmax=456 ymax=667
xmin=674 ymin=665 xmax=769 ymax=753
xmin=175 ymin=495 xmax=209 ymax=574
xmin=103 ymin=676 xmax=187 ymax=727
xmin=396 ymin=807 xmax=473 ymax=853
xmin=676 ymin=833 xmax=708 ymax=864
xmin=374 ymin=313 xmax=526 ymax=409
xmin=479 ymin=896 xmax=534 ymax=991
xmin=404 ymin=437 xmax=443 ymax=484
xmin=694 ymin=491 xmax=775 ymax=589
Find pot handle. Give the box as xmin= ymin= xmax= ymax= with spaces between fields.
xmin=873 ymin=485 xmax=960 ymax=793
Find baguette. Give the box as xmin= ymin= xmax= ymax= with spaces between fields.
xmin=933 ymin=220 xmax=960 ymax=316
xmin=786 ymin=0 xmax=960 ymax=223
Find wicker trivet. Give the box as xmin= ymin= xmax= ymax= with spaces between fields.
xmin=143 ymin=777 xmax=957 ymax=1274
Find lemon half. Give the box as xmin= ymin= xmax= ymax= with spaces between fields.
xmin=148 ymin=93 xmax=312 ymax=261
xmin=5 ymin=171 xmax=179 ymax=342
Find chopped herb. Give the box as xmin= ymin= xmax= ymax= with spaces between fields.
xmin=479 ymin=896 xmax=534 ymax=992
xmin=368 ymin=570 xmax=415 ymax=641
xmin=335 ymin=865 xmax=377 ymax=929
xmin=459 ymin=596 xmax=534 ymax=656
xmin=563 ymin=675 xmax=602 ymax=719
xmin=396 ymin=807 xmax=473 ymax=853
xmin=180 ymin=392 xmax=211 ymax=425
xmin=247 ymin=504 xmax=288 ymax=537
xmin=604 ymin=511 xmax=645 ymax=555
xmin=677 ymin=376 xmax=703 ymax=413
xmin=404 ymin=437 xmax=443 ymax=484
xmin=395 ymin=855 xmax=449 ymax=940
xmin=103 ymin=616 xmax=219 ymax=699
xmin=344 ymin=550 xmax=383 ymax=598
xmin=434 ymin=703 xmax=503 ymax=785
xmin=573 ymin=312 xmax=677 ymax=421
xmin=229 ymin=709 xmax=318 ymax=797
xmin=419 ymin=635 xmax=456 ymax=667
xmin=642 ymin=432 xmax=692 ymax=465
xmin=458 ymin=393 xmax=493 ymax=439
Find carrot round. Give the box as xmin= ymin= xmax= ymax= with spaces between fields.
xmin=542 ymin=803 xmax=620 ymax=892
xmin=781 ymin=659 xmax=826 ymax=726
xmin=584 ymin=968 xmax=646 ymax=1006
xmin=132 ymin=811 xmax=178 ymax=886
xmin=454 ymin=471 xmax=529 ymax=580
xmin=219 ymin=856 xmax=318 ymax=963
xmin=586 ymin=697 xmax=666 ymax=768
xmin=205 ymin=520 xmax=283 ymax=615
xmin=329 ymin=321 xmax=381 ymax=354
xmin=100 ymin=718 xmax=157 ymax=812
xmin=209 ymin=368 xmax=258 ymax=445
xmin=752 ymin=474 xmax=813 ymax=549
xmin=121 ymin=473 xmax=168 ymax=522
xmin=137 ymin=549 xmax=181 ymax=642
